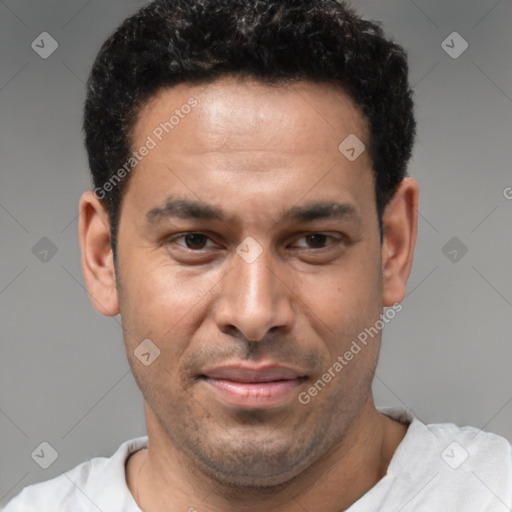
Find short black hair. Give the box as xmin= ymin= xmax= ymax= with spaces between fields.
xmin=84 ymin=0 xmax=415 ymax=256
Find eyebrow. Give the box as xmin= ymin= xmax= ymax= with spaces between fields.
xmin=147 ymin=197 xmax=226 ymax=222
xmin=283 ymin=202 xmax=359 ymax=223
xmin=146 ymin=196 xmax=360 ymax=225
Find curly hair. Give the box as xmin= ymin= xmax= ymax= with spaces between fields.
xmin=83 ymin=0 xmax=415 ymax=254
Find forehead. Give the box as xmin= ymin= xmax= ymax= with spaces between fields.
xmin=133 ymin=77 xmax=369 ymax=159
xmin=125 ymin=77 xmax=375 ymax=225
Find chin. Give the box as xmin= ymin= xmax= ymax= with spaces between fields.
xmin=184 ymin=426 xmax=325 ymax=491
xmin=196 ymin=457 xmax=310 ymax=493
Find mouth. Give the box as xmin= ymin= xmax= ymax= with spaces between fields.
xmin=199 ymin=364 xmax=308 ymax=408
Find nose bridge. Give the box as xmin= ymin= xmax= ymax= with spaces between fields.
xmin=215 ymin=245 xmax=292 ymax=341
xmin=241 ymin=250 xmax=277 ymax=309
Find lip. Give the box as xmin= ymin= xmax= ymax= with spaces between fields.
xmin=200 ymin=364 xmax=307 ymax=408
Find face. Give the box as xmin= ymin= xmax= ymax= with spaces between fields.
xmin=81 ymin=77 xmax=416 ymax=488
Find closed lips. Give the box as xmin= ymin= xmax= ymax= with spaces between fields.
xmin=201 ymin=366 xmax=306 ymax=383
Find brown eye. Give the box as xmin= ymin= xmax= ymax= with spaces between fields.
xmin=171 ymin=233 xmax=213 ymax=250
xmin=182 ymin=233 xmax=208 ymax=249
xmin=304 ymin=234 xmax=330 ymax=248
xmin=292 ymin=233 xmax=339 ymax=249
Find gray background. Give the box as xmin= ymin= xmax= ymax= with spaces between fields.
xmin=1 ymin=0 xmax=511 ymax=505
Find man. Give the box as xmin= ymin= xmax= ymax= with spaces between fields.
xmin=5 ymin=0 xmax=511 ymax=510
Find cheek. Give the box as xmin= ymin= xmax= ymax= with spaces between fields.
xmin=305 ymin=265 xmax=383 ymax=389
xmin=117 ymin=257 xmax=221 ymax=353
xmin=118 ymin=264 xmax=211 ymax=403
xmin=300 ymin=251 xmax=382 ymax=333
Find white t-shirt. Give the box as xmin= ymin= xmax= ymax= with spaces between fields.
xmin=4 ymin=407 xmax=512 ymax=511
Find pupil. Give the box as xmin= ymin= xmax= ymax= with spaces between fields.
xmin=307 ymin=234 xmax=327 ymax=248
xmin=185 ymin=234 xmax=206 ymax=249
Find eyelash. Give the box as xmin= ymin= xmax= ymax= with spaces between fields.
xmin=167 ymin=232 xmax=343 ymax=251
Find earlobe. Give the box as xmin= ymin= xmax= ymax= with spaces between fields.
xmin=381 ymin=177 xmax=419 ymax=307
xmin=78 ymin=191 xmax=120 ymax=316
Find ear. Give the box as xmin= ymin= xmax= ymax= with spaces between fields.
xmin=381 ymin=177 xmax=419 ymax=306
xmin=78 ymin=191 xmax=119 ymax=316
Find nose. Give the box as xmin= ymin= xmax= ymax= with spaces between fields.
xmin=212 ymin=248 xmax=294 ymax=342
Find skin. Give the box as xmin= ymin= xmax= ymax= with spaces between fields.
xmin=79 ymin=77 xmax=418 ymax=511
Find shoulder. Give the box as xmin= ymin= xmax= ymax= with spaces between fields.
xmin=382 ymin=407 xmax=512 ymax=510
xmin=382 ymin=406 xmax=512 ymax=465
xmin=426 ymin=418 xmax=512 ymax=468
xmin=3 ymin=437 xmax=147 ymax=512
xmin=387 ymin=406 xmax=512 ymax=472
xmin=422 ymin=420 xmax=512 ymax=509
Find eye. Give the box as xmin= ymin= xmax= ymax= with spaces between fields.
xmin=292 ymin=233 xmax=340 ymax=249
xmin=172 ymin=233 xmax=215 ymax=250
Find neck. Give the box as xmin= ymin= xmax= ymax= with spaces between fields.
xmin=126 ymin=398 xmax=407 ymax=512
